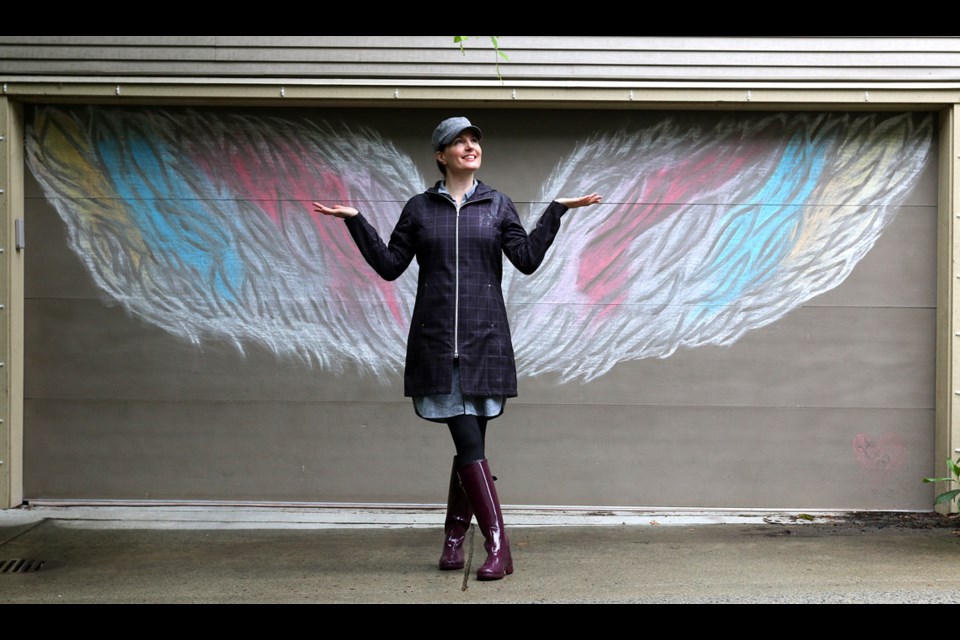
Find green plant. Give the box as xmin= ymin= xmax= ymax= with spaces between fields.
xmin=453 ymin=36 xmax=509 ymax=81
xmin=923 ymin=456 xmax=960 ymax=508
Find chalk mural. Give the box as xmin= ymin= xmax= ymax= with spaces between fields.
xmin=25 ymin=107 xmax=934 ymax=383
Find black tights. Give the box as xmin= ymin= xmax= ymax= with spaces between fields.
xmin=446 ymin=414 xmax=489 ymax=465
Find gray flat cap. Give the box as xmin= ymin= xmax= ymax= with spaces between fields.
xmin=432 ymin=116 xmax=482 ymax=151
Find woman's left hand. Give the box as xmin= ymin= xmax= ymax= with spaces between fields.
xmin=556 ymin=193 xmax=603 ymax=209
xmin=312 ymin=202 xmax=358 ymax=219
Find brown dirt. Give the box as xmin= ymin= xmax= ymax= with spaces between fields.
xmin=763 ymin=511 xmax=960 ymax=536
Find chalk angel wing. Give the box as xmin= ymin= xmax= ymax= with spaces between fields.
xmin=26 ymin=106 xmax=420 ymax=381
xmin=26 ymin=108 xmax=934 ymax=385
xmin=507 ymin=112 xmax=934 ymax=381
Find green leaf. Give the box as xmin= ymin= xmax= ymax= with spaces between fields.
xmin=489 ymin=36 xmax=509 ymax=61
xmin=923 ymin=476 xmax=954 ymax=483
xmin=797 ymin=513 xmax=815 ymax=521
xmin=933 ymin=489 xmax=960 ymax=506
xmin=948 ymin=458 xmax=960 ymax=477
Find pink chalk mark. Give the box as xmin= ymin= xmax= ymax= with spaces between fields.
xmin=852 ymin=432 xmax=907 ymax=476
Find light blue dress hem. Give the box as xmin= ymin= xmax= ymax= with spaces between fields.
xmin=413 ymin=360 xmax=505 ymax=422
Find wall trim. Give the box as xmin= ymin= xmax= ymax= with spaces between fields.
xmin=0 ymin=97 xmax=23 ymax=508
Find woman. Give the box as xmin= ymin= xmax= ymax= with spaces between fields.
xmin=314 ymin=116 xmax=601 ymax=581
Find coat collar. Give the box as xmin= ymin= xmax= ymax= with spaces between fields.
xmin=427 ymin=179 xmax=495 ymax=203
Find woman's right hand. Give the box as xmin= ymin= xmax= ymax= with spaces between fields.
xmin=313 ymin=202 xmax=358 ymax=219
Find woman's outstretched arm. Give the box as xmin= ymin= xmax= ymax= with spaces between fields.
xmin=502 ymin=192 xmax=603 ymax=275
xmin=313 ymin=201 xmax=415 ymax=281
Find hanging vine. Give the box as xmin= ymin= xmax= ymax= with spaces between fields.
xmin=453 ymin=36 xmax=509 ymax=81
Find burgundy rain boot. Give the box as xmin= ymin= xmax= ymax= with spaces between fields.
xmin=458 ymin=458 xmax=513 ymax=580
xmin=439 ymin=457 xmax=473 ymax=570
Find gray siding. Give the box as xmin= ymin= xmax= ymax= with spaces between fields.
xmin=1 ymin=36 xmax=959 ymax=84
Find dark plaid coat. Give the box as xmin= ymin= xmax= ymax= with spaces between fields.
xmin=344 ymin=181 xmax=569 ymax=397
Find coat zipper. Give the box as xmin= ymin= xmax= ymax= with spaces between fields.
xmin=436 ymin=191 xmax=493 ymax=362
xmin=454 ymin=198 xmax=461 ymax=360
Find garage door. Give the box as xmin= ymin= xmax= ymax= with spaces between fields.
xmin=22 ymin=106 xmax=937 ymax=509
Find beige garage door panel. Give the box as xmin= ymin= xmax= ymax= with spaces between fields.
xmin=496 ymin=404 xmax=933 ymax=509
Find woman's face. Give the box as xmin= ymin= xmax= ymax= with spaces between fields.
xmin=436 ymin=129 xmax=482 ymax=176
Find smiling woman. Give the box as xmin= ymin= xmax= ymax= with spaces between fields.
xmin=313 ymin=116 xmax=601 ymax=581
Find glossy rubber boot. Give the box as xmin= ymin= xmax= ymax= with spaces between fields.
xmin=439 ymin=457 xmax=473 ymax=570
xmin=458 ymin=459 xmax=513 ymax=580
